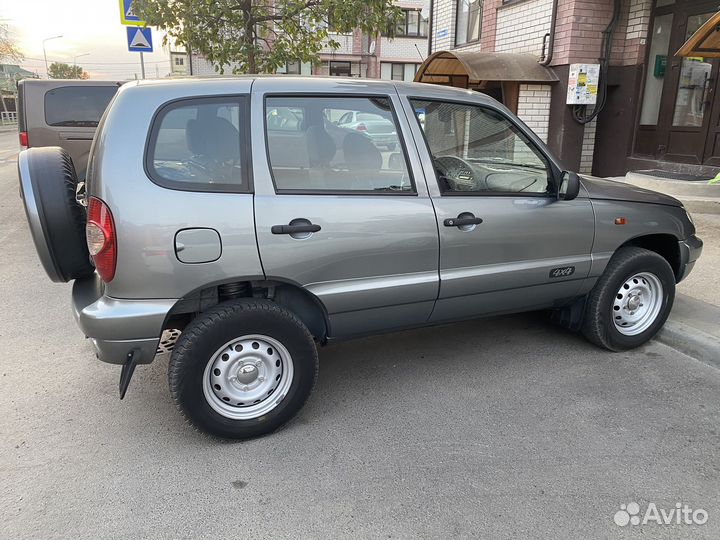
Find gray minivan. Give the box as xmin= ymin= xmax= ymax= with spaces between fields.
xmin=17 ymin=79 xmax=120 ymax=179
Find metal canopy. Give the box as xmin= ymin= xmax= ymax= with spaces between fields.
xmin=414 ymin=50 xmax=559 ymax=84
xmin=677 ymin=11 xmax=720 ymax=57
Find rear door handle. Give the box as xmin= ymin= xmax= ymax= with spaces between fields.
xmin=443 ymin=216 xmax=483 ymax=227
xmin=271 ymin=223 xmax=321 ymax=235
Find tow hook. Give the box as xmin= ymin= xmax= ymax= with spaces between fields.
xmin=119 ymin=349 xmax=140 ymax=399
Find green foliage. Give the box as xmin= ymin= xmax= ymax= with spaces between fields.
xmin=0 ymin=23 xmax=23 ymax=63
xmin=134 ymin=0 xmax=401 ymax=74
xmin=48 ymin=62 xmax=88 ymax=79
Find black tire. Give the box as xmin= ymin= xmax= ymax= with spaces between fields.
xmin=582 ymin=247 xmax=675 ymax=351
xmin=168 ymin=299 xmax=318 ymax=439
xmin=24 ymin=147 xmax=93 ymax=282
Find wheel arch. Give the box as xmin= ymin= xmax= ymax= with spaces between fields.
xmin=162 ymin=277 xmax=330 ymax=342
xmin=618 ymin=233 xmax=681 ymax=282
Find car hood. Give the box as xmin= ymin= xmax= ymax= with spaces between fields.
xmin=580 ymin=175 xmax=683 ymax=207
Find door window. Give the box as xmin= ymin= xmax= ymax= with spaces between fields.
xmin=672 ymin=12 xmax=715 ymax=127
xmin=265 ymin=96 xmax=414 ymax=193
xmin=44 ymin=86 xmax=118 ymax=127
xmin=146 ymin=97 xmax=247 ymax=191
xmin=410 ymin=99 xmax=551 ymax=195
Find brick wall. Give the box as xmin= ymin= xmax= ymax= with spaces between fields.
xmin=517 ymin=84 xmax=552 ymax=143
xmin=579 ymin=118 xmax=597 ymax=174
xmin=495 ymin=0 xmax=553 ymax=55
xmin=380 ymin=36 xmax=427 ymax=62
xmin=431 ymin=0 xmax=455 ymax=51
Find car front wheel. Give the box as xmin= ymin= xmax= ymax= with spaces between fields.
xmin=582 ymin=247 xmax=676 ymax=351
xmin=168 ymin=299 xmax=318 ymax=439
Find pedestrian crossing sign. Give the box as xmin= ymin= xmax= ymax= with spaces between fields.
xmin=120 ymin=0 xmax=145 ymax=26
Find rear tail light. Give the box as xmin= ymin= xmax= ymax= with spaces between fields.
xmin=355 ymin=123 xmax=367 ymax=132
xmin=19 ymin=131 xmax=28 ymax=149
xmin=86 ymin=197 xmax=117 ymax=282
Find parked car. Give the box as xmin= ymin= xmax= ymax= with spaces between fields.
xmin=17 ymin=79 xmax=121 ymax=180
xmin=332 ymin=109 xmax=398 ymax=150
xmin=18 ymin=77 xmax=702 ymax=439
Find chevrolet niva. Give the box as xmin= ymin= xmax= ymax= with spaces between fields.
xmin=19 ymin=77 xmax=702 ymax=438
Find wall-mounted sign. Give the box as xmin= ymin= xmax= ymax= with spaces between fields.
xmin=566 ymin=63 xmax=600 ymax=105
xmin=436 ymin=28 xmax=449 ymax=40
xmin=654 ymin=54 xmax=667 ymax=77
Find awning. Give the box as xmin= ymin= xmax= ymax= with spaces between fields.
xmin=677 ymin=11 xmax=720 ymax=57
xmin=414 ymin=50 xmax=559 ymax=85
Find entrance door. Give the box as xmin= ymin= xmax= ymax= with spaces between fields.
xmin=637 ymin=3 xmax=720 ymax=165
xmin=662 ymin=7 xmax=718 ymax=164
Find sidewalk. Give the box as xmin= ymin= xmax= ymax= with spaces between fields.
xmin=658 ymin=294 xmax=720 ymax=370
xmin=609 ymin=171 xmax=720 ymax=214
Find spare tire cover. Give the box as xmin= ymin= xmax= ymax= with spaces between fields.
xmin=22 ymin=147 xmax=94 ymax=282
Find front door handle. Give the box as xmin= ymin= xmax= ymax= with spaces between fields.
xmin=443 ymin=215 xmax=483 ymax=227
xmin=271 ymin=222 xmax=321 ymax=235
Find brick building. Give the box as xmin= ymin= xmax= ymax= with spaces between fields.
xmin=419 ymin=0 xmax=718 ymax=177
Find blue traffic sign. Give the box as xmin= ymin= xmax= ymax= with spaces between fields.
xmin=119 ymin=0 xmax=144 ymax=26
xmin=127 ymin=27 xmax=153 ymax=53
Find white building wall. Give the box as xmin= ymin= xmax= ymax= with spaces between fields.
xmin=495 ymin=0 xmax=553 ymax=54
xmin=516 ymin=84 xmax=551 ymax=143
xmin=431 ymin=0 xmax=455 ymax=52
xmin=320 ymin=33 xmax=354 ymax=55
xmin=380 ymin=36 xmax=426 ymax=61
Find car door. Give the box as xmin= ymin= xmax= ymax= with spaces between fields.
xmin=252 ymin=79 xmax=439 ymax=337
xmin=399 ymin=93 xmax=595 ymax=322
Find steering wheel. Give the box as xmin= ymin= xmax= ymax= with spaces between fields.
xmin=434 ymin=155 xmax=487 ymax=191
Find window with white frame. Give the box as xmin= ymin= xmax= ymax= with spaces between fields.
xmin=380 ymin=63 xmax=420 ymax=82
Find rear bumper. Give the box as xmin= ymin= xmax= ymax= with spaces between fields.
xmin=72 ymin=275 xmax=177 ymax=364
xmin=677 ymin=235 xmax=703 ymax=283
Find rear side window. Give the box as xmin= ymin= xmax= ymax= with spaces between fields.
xmin=44 ymin=86 xmax=118 ymax=127
xmin=146 ymin=97 xmax=249 ymax=192
xmin=265 ymin=96 xmax=414 ymax=193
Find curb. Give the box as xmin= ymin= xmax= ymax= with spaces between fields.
xmin=656 ymin=321 xmax=720 ymax=370
xmin=655 ymin=294 xmax=720 ymax=369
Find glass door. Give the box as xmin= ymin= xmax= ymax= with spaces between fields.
xmin=662 ymin=9 xmax=718 ymax=164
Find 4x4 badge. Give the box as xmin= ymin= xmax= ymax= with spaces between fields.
xmin=550 ymin=266 xmax=575 ymax=278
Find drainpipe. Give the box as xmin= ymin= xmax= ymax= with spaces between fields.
xmin=427 ymin=0 xmax=434 ymax=57
xmin=539 ymin=0 xmax=559 ymax=66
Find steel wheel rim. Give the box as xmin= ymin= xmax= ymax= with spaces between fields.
xmin=202 ymin=334 xmax=294 ymax=420
xmin=612 ymin=272 xmax=664 ymax=336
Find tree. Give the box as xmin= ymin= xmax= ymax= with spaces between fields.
xmin=134 ymin=0 xmax=401 ymax=74
xmin=0 ymin=23 xmax=23 ymax=63
xmin=48 ymin=62 xmax=89 ymax=79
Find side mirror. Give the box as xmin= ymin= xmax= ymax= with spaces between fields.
xmin=558 ymin=171 xmax=580 ymax=201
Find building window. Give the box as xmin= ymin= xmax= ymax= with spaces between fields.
xmin=329 ymin=61 xmax=352 ymax=77
xmin=381 ymin=63 xmax=420 ymax=82
xmin=174 ymin=57 xmax=185 ymax=66
xmin=456 ymin=0 xmax=482 ymax=46
xmin=387 ymin=9 xmax=428 ymax=37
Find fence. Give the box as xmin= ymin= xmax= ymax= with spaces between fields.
xmin=1 ymin=111 xmax=18 ymax=125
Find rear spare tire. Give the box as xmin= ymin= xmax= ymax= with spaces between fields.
xmin=18 ymin=147 xmax=94 ymax=282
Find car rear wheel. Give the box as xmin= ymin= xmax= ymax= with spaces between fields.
xmin=168 ymin=299 xmax=318 ymax=439
xmin=18 ymin=147 xmax=93 ymax=282
xmin=582 ymin=247 xmax=675 ymax=351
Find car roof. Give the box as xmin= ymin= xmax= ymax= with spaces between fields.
xmin=130 ymin=75 xmax=496 ymax=104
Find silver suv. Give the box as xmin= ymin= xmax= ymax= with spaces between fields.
xmin=19 ymin=77 xmax=703 ymax=438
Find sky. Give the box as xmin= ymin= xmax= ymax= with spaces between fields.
xmin=1 ymin=0 xmax=175 ymax=80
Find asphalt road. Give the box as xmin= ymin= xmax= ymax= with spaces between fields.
xmin=1 ymin=128 xmax=719 ymax=539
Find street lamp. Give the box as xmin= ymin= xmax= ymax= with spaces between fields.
xmin=42 ymin=35 xmax=63 ymax=78
xmin=73 ymin=53 xmax=90 ymax=77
